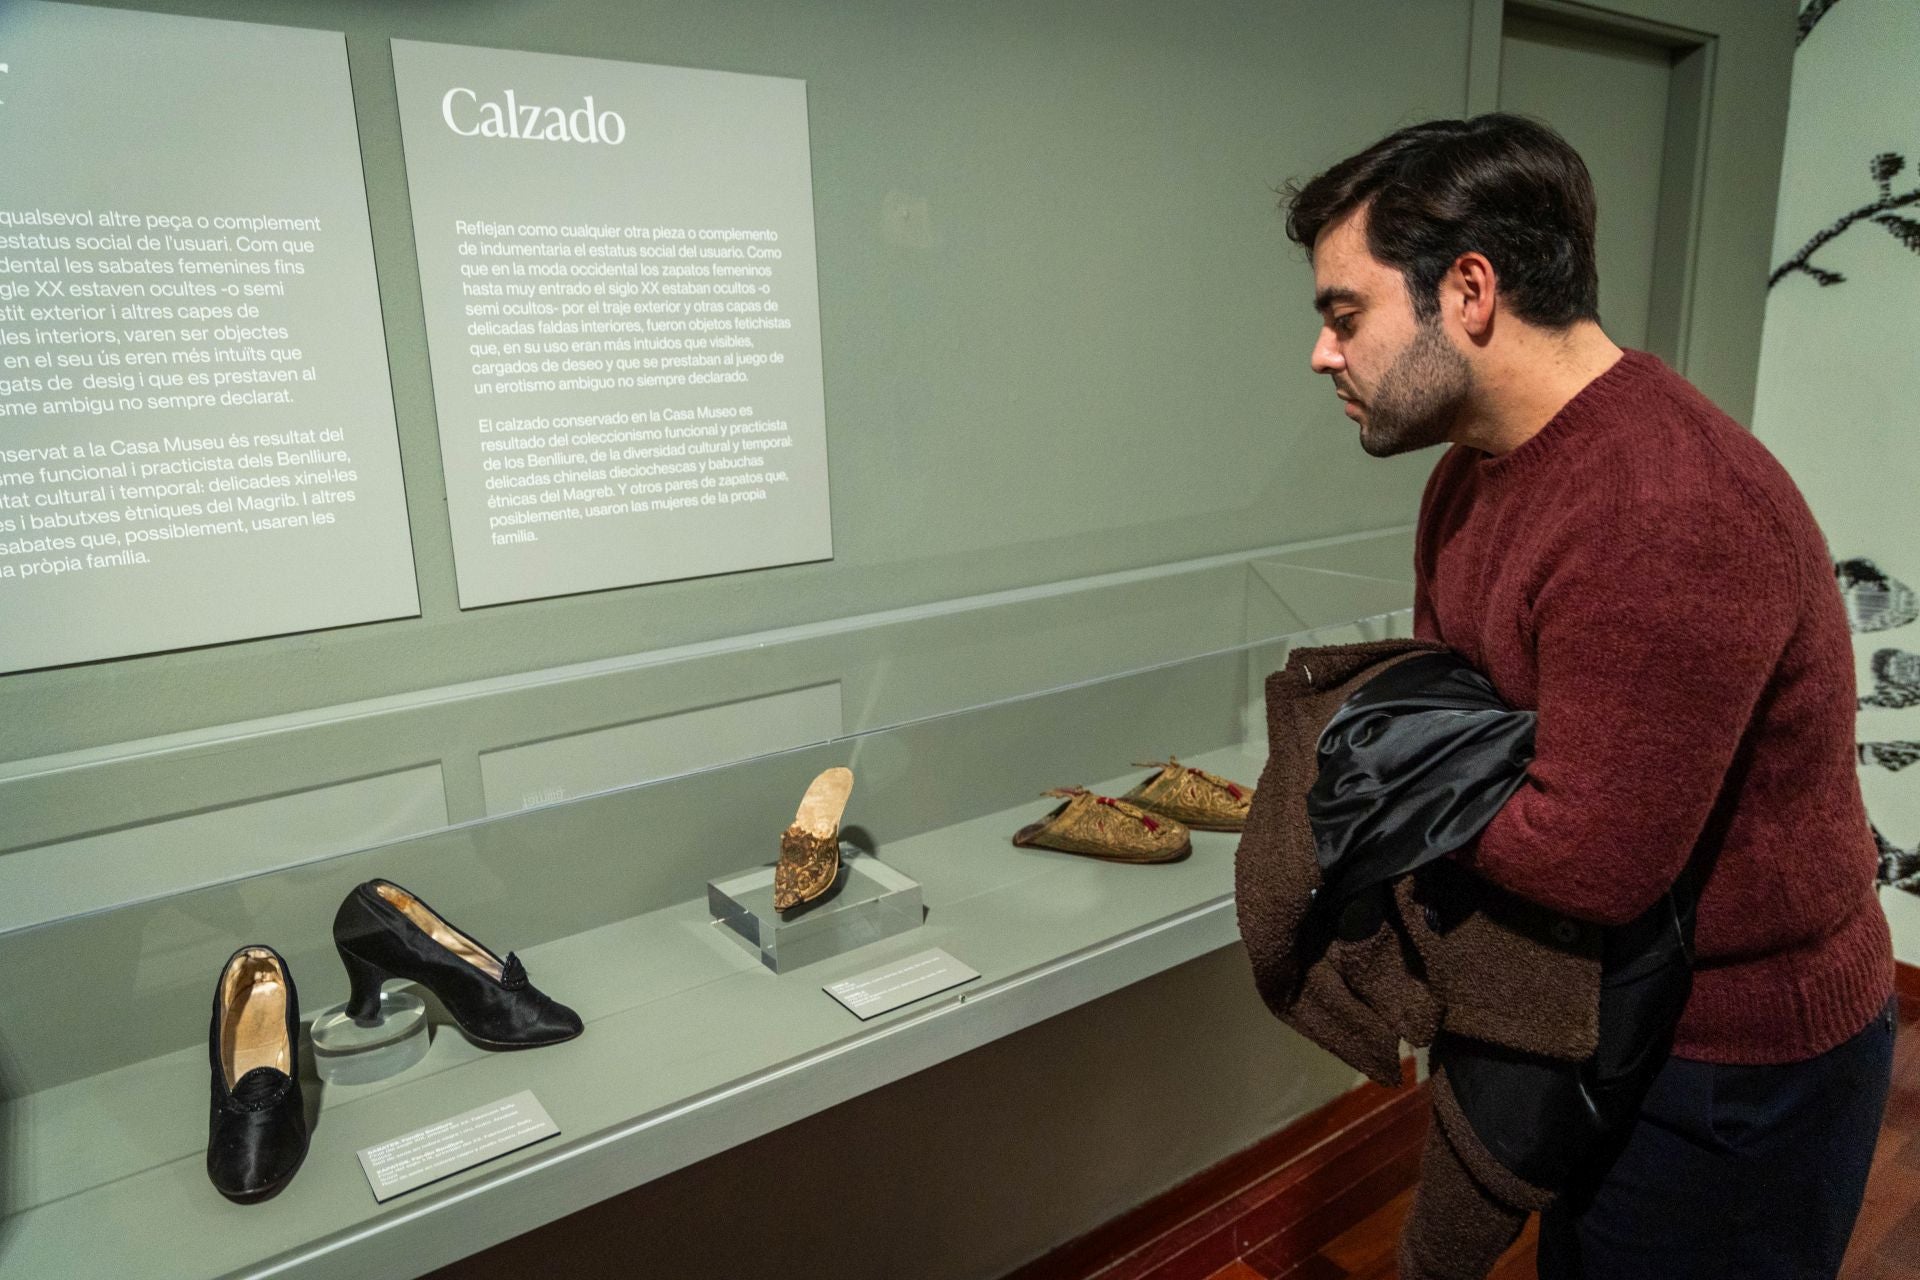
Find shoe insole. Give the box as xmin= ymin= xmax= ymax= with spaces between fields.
xmin=793 ymin=766 xmax=853 ymax=837
xmin=375 ymin=882 xmax=504 ymax=980
xmin=1011 ymin=797 xmax=1074 ymax=847
xmin=219 ymin=948 xmax=291 ymax=1087
xmin=1121 ymin=765 xmax=1171 ymax=801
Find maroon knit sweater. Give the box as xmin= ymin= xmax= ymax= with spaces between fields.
xmin=1414 ymin=349 xmax=1892 ymax=1065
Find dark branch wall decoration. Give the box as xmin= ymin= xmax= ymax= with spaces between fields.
xmin=1765 ymin=4 xmax=1920 ymax=905
xmin=1799 ymin=0 xmax=1844 ymax=45
xmin=1769 ymin=152 xmax=1920 ymax=288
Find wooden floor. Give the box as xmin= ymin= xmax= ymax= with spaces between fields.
xmin=1198 ymin=1001 xmax=1920 ymax=1280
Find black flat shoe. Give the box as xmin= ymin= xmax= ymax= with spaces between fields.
xmin=332 ymin=880 xmax=583 ymax=1050
xmin=207 ymin=945 xmax=308 ymax=1204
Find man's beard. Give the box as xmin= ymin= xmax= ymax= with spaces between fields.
xmin=1356 ymin=319 xmax=1471 ymax=458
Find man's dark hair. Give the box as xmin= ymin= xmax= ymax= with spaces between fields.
xmin=1284 ymin=113 xmax=1601 ymax=328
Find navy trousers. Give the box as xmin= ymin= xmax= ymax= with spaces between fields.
xmin=1537 ymin=996 xmax=1897 ymax=1280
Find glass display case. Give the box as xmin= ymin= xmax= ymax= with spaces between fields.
xmin=0 ymin=554 xmax=1410 ymax=1279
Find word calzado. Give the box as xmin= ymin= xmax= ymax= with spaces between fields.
xmin=441 ymin=89 xmax=626 ymax=144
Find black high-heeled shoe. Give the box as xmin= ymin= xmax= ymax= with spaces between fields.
xmin=207 ymin=945 xmax=309 ymax=1204
xmin=332 ymin=879 xmax=583 ymax=1049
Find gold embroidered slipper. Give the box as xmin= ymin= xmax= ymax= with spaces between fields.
xmin=1121 ymin=757 xmax=1254 ymax=832
xmin=1011 ymin=787 xmax=1192 ymax=864
xmin=774 ymin=766 xmax=854 ymax=913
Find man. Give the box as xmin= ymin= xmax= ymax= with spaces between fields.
xmin=1285 ymin=114 xmax=1896 ymax=1278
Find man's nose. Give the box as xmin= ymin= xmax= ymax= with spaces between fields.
xmin=1310 ymin=328 xmax=1344 ymax=375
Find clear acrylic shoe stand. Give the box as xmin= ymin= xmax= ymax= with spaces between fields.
xmin=309 ymin=990 xmax=431 ymax=1085
xmin=708 ymin=848 xmax=923 ymax=973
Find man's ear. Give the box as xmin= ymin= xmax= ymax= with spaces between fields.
xmin=1452 ymin=251 xmax=1497 ymax=339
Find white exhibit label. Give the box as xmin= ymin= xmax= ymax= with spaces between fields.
xmin=390 ymin=39 xmax=833 ymax=608
xmin=825 ymin=948 xmax=981 ymax=1020
xmin=357 ymin=1090 xmax=560 ymax=1202
xmin=0 ymin=2 xmax=420 ymax=672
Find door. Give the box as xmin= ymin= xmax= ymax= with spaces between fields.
xmin=1493 ymin=3 xmax=1712 ymax=365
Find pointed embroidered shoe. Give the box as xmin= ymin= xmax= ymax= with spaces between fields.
xmin=207 ymin=944 xmax=308 ymax=1205
xmin=333 ymin=880 xmax=583 ymax=1050
xmin=1121 ymin=756 xmax=1254 ymax=832
xmin=774 ymin=766 xmax=854 ymax=912
xmin=1011 ymin=787 xmax=1192 ymax=863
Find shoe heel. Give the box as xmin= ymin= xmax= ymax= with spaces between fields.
xmin=338 ymin=946 xmax=389 ymax=1026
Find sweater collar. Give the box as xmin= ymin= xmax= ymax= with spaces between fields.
xmin=1471 ymin=348 xmax=1657 ymax=487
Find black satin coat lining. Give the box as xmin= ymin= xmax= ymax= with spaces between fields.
xmin=1306 ymin=652 xmax=1536 ymax=910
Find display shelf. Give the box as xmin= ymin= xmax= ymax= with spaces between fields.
xmin=0 ymin=575 xmax=1413 ymax=1280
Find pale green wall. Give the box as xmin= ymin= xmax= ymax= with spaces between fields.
xmin=1752 ymin=0 xmax=1920 ymax=961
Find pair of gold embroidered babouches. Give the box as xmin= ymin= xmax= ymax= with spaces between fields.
xmin=769 ymin=757 xmax=1255 ymax=914
xmin=1011 ymin=758 xmax=1254 ymax=864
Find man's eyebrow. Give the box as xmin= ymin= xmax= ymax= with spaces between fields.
xmin=1314 ymin=287 xmax=1361 ymax=316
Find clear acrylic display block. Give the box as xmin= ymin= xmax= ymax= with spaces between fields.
xmin=708 ymin=849 xmax=923 ymax=972
xmin=309 ymin=990 xmax=430 ymax=1084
